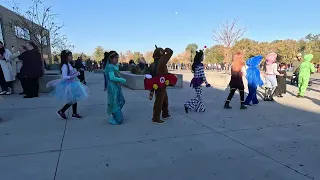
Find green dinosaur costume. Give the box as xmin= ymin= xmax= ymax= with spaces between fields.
xmin=298 ymin=54 xmax=316 ymax=97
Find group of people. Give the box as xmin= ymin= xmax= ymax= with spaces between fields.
xmin=184 ymin=51 xmax=316 ymax=113
xmin=15 ymin=44 xmax=314 ymax=125
xmin=0 ymin=41 xmax=44 ymax=98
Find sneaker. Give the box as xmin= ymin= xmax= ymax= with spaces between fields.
xmin=0 ymin=91 xmax=7 ymax=95
xmin=162 ymin=115 xmax=172 ymax=120
xmin=5 ymin=91 xmax=11 ymax=95
xmin=72 ymin=114 xmax=83 ymax=119
xmin=153 ymin=119 xmax=166 ymax=124
xmin=57 ymin=111 xmax=67 ymax=120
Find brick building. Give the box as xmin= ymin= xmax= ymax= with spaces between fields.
xmin=0 ymin=5 xmax=51 ymax=62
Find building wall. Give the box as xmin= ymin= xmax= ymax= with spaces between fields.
xmin=0 ymin=5 xmax=52 ymax=63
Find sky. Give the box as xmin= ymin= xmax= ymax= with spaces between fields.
xmin=4 ymin=0 xmax=320 ymax=55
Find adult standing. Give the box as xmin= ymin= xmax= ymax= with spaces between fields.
xmin=0 ymin=41 xmax=15 ymax=95
xmin=75 ymin=56 xmax=86 ymax=85
xmin=14 ymin=46 xmax=28 ymax=94
xmin=18 ymin=41 xmax=43 ymax=98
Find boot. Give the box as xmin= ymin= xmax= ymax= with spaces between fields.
xmin=224 ymin=101 xmax=232 ymax=109
xmin=268 ymin=88 xmax=275 ymax=101
xmin=240 ymin=103 xmax=247 ymax=110
xmin=264 ymin=88 xmax=269 ymax=101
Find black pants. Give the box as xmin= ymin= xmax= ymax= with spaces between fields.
xmin=60 ymin=103 xmax=77 ymax=114
xmin=226 ymin=88 xmax=245 ymax=104
xmin=25 ymin=77 xmax=39 ymax=97
xmin=78 ymin=71 xmax=86 ymax=85
xmin=17 ymin=73 xmax=27 ymax=93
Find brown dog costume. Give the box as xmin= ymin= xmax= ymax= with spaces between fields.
xmin=150 ymin=45 xmax=173 ymax=123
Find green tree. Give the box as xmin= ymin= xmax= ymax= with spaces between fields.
xmin=133 ymin=52 xmax=142 ymax=63
xmin=93 ymin=46 xmax=104 ymax=62
xmin=185 ymin=43 xmax=198 ymax=62
xmin=205 ymin=45 xmax=224 ymax=63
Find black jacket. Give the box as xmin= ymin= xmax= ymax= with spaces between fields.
xmin=18 ymin=49 xmax=43 ymax=78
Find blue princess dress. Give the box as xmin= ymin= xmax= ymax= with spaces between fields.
xmin=104 ymin=63 xmax=126 ymax=125
xmin=47 ymin=63 xmax=89 ymax=104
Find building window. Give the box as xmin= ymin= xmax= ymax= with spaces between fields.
xmin=14 ymin=26 xmax=30 ymax=40
xmin=37 ymin=35 xmax=48 ymax=46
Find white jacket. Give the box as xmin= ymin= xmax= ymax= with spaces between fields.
xmin=0 ymin=49 xmax=16 ymax=82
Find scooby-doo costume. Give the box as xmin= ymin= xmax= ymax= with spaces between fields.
xmin=150 ymin=46 xmax=173 ymax=124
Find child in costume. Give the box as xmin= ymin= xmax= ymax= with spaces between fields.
xmin=264 ymin=52 xmax=283 ymax=101
xmin=184 ymin=50 xmax=211 ymax=113
xmin=150 ymin=45 xmax=173 ymax=124
xmin=244 ymin=55 xmax=264 ymax=106
xmin=298 ymin=54 xmax=316 ymax=98
xmin=224 ymin=52 xmax=247 ymax=109
xmin=104 ymin=51 xmax=126 ymax=125
xmin=47 ymin=50 xmax=89 ymax=120
xmin=274 ymin=63 xmax=287 ymax=98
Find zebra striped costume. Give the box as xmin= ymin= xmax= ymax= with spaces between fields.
xmin=184 ymin=64 xmax=207 ymax=112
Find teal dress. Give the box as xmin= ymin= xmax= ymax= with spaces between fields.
xmin=104 ymin=63 xmax=126 ymax=125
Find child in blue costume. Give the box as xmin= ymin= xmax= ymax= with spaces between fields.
xmin=104 ymin=51 xmax=126 ymax=125
xmin=244 ymin=55 xmax=264 ymax=106
xmin=47 ymin=50 xmax=89 ymax=120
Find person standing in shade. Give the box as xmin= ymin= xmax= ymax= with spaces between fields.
xmin=0 ymin=41 xmax=14 ymax=95
xmin=17 ymin=41 xmax=43 ymax=98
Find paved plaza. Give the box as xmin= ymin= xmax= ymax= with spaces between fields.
xmin=0 ymin=71 xmax=320 ymax=180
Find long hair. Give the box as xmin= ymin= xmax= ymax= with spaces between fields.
xmin=232 ymin=52 xmax=245 ymax=73
xmin=60 ymin=50 xmax=72 ymax=75
xmin=191 ymin=50 xmax=204 ymax=73
xmin=102 ymin=51 xmax=109 ymax=63
xmin=28 ymin=41 xmax=39 ymax=53
xmin=108 ymin=51 xmax=118 ymax=62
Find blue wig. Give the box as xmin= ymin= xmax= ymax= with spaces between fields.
xmin=246 ymin=55 xmax=264 ymax=87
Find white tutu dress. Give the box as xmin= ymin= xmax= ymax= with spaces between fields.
xmin=46 ymin=63 xmax=89 ymax=104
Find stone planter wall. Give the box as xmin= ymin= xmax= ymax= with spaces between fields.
xmin=120 ymin=71 xmax=183 ymax=90
xmin=12 ymin=70 xmax=61 ymax=93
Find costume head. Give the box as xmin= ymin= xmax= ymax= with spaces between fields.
xmin=266 ymin=52 xmax=277 ymax=65
xmin=191 ymin=50 xmax=204 ymax=72
xmin=246 ymin=55 xmax=263 ymax=67
xmin=246 ymin=55 xmax=264 ymax=87
xmin=153 ymin=45 xmax=165 ymax=60
xmin=303 ymin=54 xmax=313 ymax=62
xmin=232 ymin=52 xmax=245 ymax=73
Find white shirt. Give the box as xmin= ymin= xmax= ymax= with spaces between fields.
xmin=61 ymin=63 xmax=76 ymax=79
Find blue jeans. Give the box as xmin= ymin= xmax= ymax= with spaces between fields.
xmin=244 ymin=85 xmax=259 ymax=105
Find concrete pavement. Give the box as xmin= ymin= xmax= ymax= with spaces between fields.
xmin=0 ymin=72 xmax=319 ymax=180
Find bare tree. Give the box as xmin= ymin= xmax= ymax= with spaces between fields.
xmin=8 ymin=0 xmax=70 ymax=61
xmin=213 ymin=18 xmax=246 ymax=72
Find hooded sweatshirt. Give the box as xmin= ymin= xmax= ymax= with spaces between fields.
xmin=299 ymin=54 xmax=316 ymax=78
